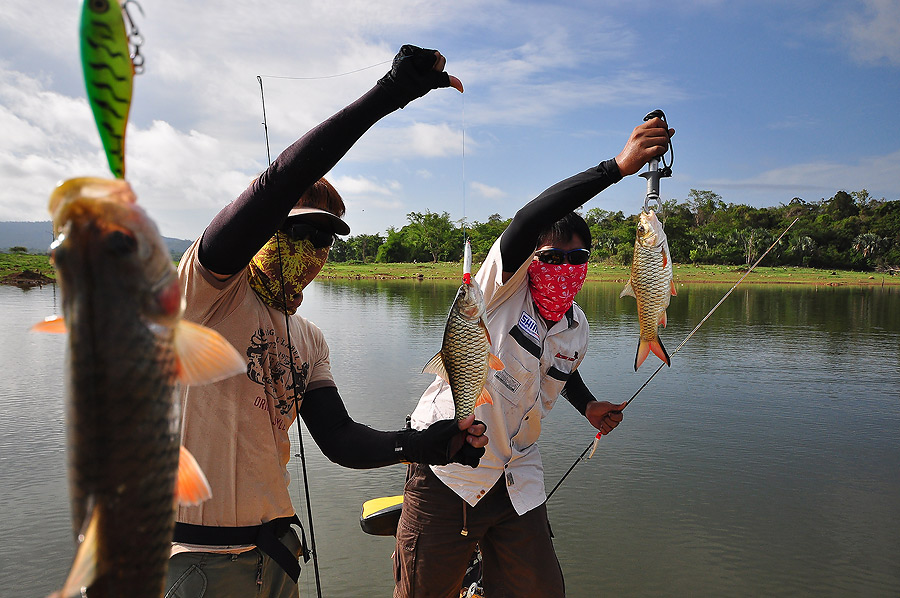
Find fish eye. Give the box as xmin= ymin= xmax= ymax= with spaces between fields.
xmin=89 ymin=0 xmax=110 ymax=13
xmin=105 ymin=229 xmax=138 ymax=256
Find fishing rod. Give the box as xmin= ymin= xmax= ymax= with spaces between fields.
xmin=257 ymin=75 xmax=323 ymax=598
xmin=548 ymin=215 xmax=800 ymax=499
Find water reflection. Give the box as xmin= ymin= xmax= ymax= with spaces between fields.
xmin=1 ymin=281 xmax=898 ymax=597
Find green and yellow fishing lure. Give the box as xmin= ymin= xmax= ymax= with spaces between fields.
xmin=80 ymin=0 xmax=134 ymax=179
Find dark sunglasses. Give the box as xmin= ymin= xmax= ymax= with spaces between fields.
xmin=535 ymin=247 xmax=591 ymax=266
xmin=280 ymin=220 xmax=335 ymax=249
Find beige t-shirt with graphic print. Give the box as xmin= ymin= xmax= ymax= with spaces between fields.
xmin=175 ymin=239 xmax=335 ymax=531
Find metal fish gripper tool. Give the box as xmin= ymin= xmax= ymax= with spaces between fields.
xmin=640 ymin=109 xmax=673 ymax=214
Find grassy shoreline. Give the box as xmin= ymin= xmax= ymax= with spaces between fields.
xmin=2 ymin=252 xmax=897 ymax=287
xmin=322 ymin=261 xmax=900 ymax=286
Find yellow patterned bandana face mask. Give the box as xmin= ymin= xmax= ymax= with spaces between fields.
xmin=247 ymin=233 xmax=329 ymax=314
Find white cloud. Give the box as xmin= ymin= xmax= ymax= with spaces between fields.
xmin=843 ymin=0 xmax=900 ymax=65
xmin=2 ymin=0 xmax=897 ymax=239
xmin=344 ymin=122 xmax=466 ymax=162
xmin=470 ymin=181 xmax=506 ymax=199
xmin=329 ymin=175 xmax=400 ymax=196
xmin=702 ymin=149 xmax=900 ymax=201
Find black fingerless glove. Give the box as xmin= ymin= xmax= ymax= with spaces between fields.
xmin=378 ymin=44 xmax=453 ymax=107
xmin=398 ymin=419 xmax=486 ymax=468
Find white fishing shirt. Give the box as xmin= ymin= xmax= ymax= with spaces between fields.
xmin=410 ymin=233 xmax=589 ymax=515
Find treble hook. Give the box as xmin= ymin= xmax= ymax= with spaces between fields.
xmin=121 ymin=0 xmax=145 ymax=74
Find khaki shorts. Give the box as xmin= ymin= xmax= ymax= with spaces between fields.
xmin=165 ymin=528 xmax=302 ymax=598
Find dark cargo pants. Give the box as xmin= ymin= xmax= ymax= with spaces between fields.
xmin=394 ymin=463 xmax=565 ymax=598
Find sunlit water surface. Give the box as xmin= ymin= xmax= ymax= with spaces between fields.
xmin=1 ymin=280 xmax=898 ymax=597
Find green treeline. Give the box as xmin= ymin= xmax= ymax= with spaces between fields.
xmin=330 ymin=189 xmax=900 ymax=271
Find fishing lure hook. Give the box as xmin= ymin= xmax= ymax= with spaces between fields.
xmin=122 ymin=0 xmax=145 ymax=74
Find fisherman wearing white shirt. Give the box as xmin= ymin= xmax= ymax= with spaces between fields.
xmin=396 ymin=116 xmax=674 ymax=598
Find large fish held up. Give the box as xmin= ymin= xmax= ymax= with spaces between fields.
xmin=34 ymin=177 xmax=246 ymax=598
xmin=620 ymin=209 xmax=677 ymax=371
xmin=423 ymin=240 xmax=503 ymax=420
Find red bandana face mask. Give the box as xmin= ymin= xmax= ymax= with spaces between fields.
xmin=527 ymin=260 xmax=587 ymax=322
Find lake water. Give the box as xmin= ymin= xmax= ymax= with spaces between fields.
xmin=1 ymin=280 xmax=898 ymax=597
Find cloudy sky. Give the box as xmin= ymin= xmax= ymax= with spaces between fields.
xmin=1 ymin=0 xmax=898 ymax=240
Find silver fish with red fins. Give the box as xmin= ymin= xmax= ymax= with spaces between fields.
xmin=620 ymin=209 xmax=677 ymax=371
xmin=423 ymin=240 xmax=503 ymax=420
xmin=35 ymin=177 xmax=246 ymax=598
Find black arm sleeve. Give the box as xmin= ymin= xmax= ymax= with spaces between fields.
xmin=560 ymin=369 xmax=596 ymax=416
xmin=298 ymin=385 xmax=405 ymax=469
xmin=499 ymin=158 xmax=622 ymax=273
xmin=198 ymin=84 xmax=404 ymax=275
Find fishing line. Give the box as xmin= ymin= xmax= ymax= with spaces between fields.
xmin=257 ymin=75 xmax=324 ymax=598
xmin=547 ymin=216 xmax=800 ymax=500
xmin=258 ymin=60 xmax=391 ymax=81
xmin=461 ymin=92 xmax=467 ymax=242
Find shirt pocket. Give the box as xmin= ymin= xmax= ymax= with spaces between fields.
xmin=491 ymin=352 xmax=537 ymax=423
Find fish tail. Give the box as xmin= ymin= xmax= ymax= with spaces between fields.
xmin=59 ymin=505 xmax=102 ymax=597
xmin=634 ymin=339 xmax=651 ymax=371
xmin=634 ymin=336 xmax=671 ymax=370
xmin=650 ymin=337 xmax=671 ymax=367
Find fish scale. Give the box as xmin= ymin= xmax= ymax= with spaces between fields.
xmin=443 ymin=295 xmax=492 ymax=419
xmin=621 ymin=209 xmax=675 ymax=370
xmin=631 ymin=243 xmax=672 ymax=340
xmin=424 ymin=274 xmax=502 ymax=422
xmin=62 ymin=219 xmax=181 ymax=598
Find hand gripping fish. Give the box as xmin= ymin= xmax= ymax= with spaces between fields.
xmin=34 ymin=177 xmax=246 ymax=598
xmin=423 ymin=240 xmax=504 ymax=421
xmin=80 ymin=0 xmax=134 ymax=179
xmin=620 ymin=209 xmax=677 ymax=371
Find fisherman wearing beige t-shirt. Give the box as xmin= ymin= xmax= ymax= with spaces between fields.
xmin=164 ymin=45 xmax=488 ymax=598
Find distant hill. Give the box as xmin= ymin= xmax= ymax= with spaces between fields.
xmin=0 ymin=221 xmax=193 ymax=259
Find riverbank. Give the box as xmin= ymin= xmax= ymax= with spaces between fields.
xmin=2 ymin=252 xmax=897 ymax=286
xmin=318 ymin=261 xmax=899 ymax=286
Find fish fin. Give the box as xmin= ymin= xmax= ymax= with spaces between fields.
xmin=650 ymin=337 xmax=671 ymax=367
xmin=176 ymin=445 xmax=212 ymax=506
xmin=488 ymin=353 xmax=504 ymax=371
xmin=659 ymin=311 xmax=667 ymax=328
xmin=670 ymin=278 xmax=677 ymax=296
xmin=481 ymin=319 xmax=493 ymax=346
xmin=619 ymin=280 xmax=635 ymax=298
xmin=32 ymin=315 xmax=67 ymax=333
xmin=59 ymin=505 xmax=102 ymax=598
xmin=174 ymin=320 xmax=246 ymax=385
xmin=634 ymin=339 xmax=651 ymax=371
xmin=475 ymin=386 xmax=494 ymax=407
xmin=662 ymin=249 xmax=668 ymax=268
xmin=422 ymin=352 xmax=449 ymax=382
